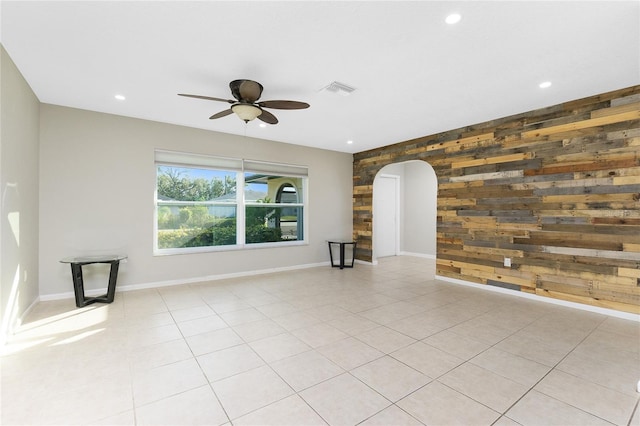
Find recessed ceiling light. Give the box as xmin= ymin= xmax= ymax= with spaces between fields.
xmin=347 ymin=140 xmax=354 ymax=145
xmin=114 ymin=94 xmax=126 ymax=101
xmin=445 ymin=13 xmax=461 ymax=24
xmin=539 ymin=81 xmax=552 ymax=89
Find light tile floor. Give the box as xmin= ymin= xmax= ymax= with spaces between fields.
xmin=2 ymin=256 xmax=639 ymax=425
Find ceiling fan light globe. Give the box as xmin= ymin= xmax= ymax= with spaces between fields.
xmin=231 ymin=104 xmax=262 ymax=122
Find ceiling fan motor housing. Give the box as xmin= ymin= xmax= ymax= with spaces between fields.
xmin=230 ymin=79 xmax=264 ymax=103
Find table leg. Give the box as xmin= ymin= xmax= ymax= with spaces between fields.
xmin=106 ymin=261 xmax=120 ymax=303
xmin=350 ymin=242 xmax=357 ymax=267
xmin=70 ymin=263 xmax=85 ymax=308
xmin=328 ymin=242 xmax=335 ymax=267
xmin=339 ymin=243 xmax=345 ymax=269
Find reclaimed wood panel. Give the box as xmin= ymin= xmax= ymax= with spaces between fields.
xmin=520 ymin=110 xmax=640 ymax=138
xmin=353 ymin=85 xmax=640 ymax=314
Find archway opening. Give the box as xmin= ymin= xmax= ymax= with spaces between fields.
xmin=372 ymin=160 xmax=437 ymax=263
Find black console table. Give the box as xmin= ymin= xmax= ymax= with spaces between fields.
xmin=327 ymin=241 xmax=357 ymax=269
xmin=60 ymin=255 xmax=127 ymax=308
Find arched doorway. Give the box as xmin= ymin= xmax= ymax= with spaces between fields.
xmin=372 ymin=160 xmax=437 ymax=262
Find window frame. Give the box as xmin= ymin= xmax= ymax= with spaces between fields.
xmin=154 ymin=150 xmax=309 ymax=256
xmin=244 ymin=176 xmax=306 ymax=246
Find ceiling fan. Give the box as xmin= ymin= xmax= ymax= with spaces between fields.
xmin=178 ymin=79 xmax=310 ymax=124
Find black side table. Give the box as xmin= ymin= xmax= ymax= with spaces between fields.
xmin=327 ymin=241 xmax=357 ymax=269
xmin=60 ymin=255 xmax=127 ymax=308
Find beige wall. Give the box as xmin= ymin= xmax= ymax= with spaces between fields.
xmin=402 ymin=161 xmax=437 ymax=256
xmin=0 ymin=45 xmax=40 ymax=342
xmin=39 ymin=104 xmax=353 ymax=296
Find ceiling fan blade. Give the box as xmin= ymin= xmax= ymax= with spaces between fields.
xmin=209 ymin=109 xmax=234 ymax=119
xmin=257 ymin=109 xmax=278 ymax=125
xmin=258 ymin=100 xmax=310 ymax=110
xmin=178 ymin=94 xmax=233 ymax=103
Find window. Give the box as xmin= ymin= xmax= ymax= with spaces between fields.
xmin=245 ymin=175 xmax=304 ymax=243
xmin=154 ymin=150 xmax=308 ymax=254
xmin=156 ymin=166 xmax=238 ymax=250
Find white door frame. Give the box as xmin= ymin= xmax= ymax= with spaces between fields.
xmin=373 ymin=173 xmax=401 ymax=261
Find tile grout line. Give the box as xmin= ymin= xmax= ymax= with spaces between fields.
xmin=628 ymin=398 xmax=640 ymax=426
xmin=383 ymin=303 xmax=562 ymax=425
xmin=491 ymin=314 xmax=614 ymax=425
xmin=155 ymin=288 xmax=235 ymax=425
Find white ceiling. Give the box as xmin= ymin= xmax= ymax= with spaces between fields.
xmin=1 ymin=1 xmax=638 ymax=153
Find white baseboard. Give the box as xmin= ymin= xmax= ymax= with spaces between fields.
xmin=1 ymin=296 xmax=40 ymax=347
xmin=399 ymin=251 xmax=436 ymax=260
xmin=20 ymin=297 xmax=40 ymax=324
xmin=39 ymin=261 xmax=330 ymax=302
xmin=369 ymin=253 xmax=435 ymax=263
xmin=436 ymin=274 xmax=640 ymax=322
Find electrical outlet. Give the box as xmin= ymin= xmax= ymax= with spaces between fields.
xmin=504 ymin=257 xmax=511 ymax=268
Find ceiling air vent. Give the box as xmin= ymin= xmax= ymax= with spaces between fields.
xmin=322 ymin=81 xmax=356 ymax=96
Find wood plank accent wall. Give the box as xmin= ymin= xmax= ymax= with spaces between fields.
xmin=353 ymin=86 xmax=640 ymax=314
